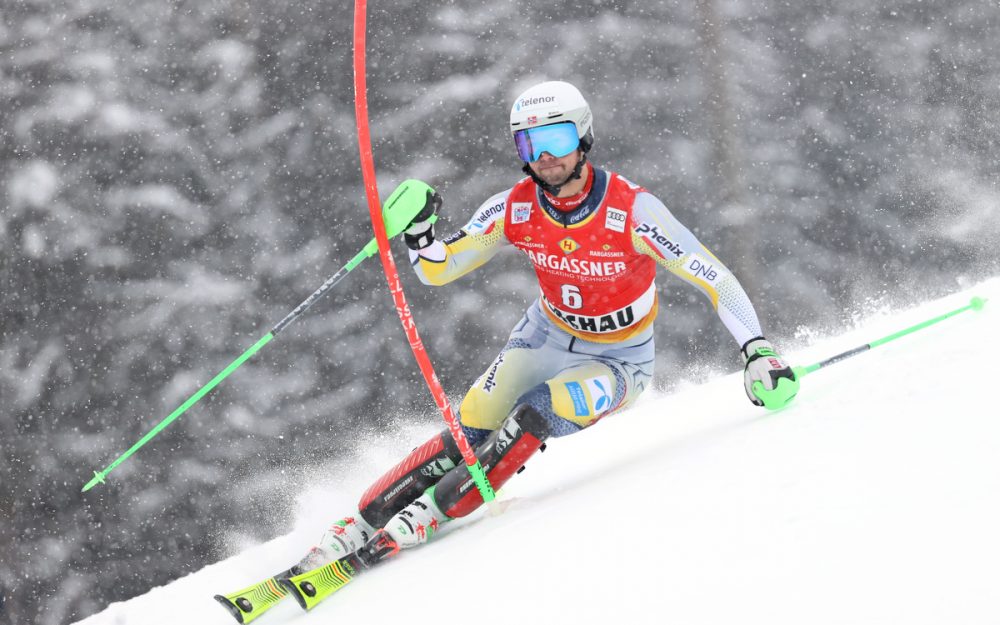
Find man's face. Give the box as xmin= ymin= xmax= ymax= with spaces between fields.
xmin=527 ymin=149 xmax=581 ymax=188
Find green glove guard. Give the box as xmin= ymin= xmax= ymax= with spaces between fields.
xmin=363 ymin=179 xmax=439 ymax=257
xmin=752 ymin=376 xmax=800 ymax=411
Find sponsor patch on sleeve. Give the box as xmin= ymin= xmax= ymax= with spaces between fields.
xmin=463 ymin=200 xmax=506 ymax=234
xmin=683 ymin=253 xmax=726 ymax=287
xmin=443 ymin=230 xmax=467 ymax=245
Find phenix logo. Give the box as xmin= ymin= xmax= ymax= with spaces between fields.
xmin=636 ymin=223 xmax=684 ymax=258
xmin=516 ymin=95 xmax=556 ymax=111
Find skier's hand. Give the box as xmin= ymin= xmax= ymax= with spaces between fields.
xmin=741 ymin=337 xmax=799 ymax=410
xmin=404 ymin=190 xmax=443 ymax=251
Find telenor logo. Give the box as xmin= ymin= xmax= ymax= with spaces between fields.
xmin=586 ymin=376 xmax=612 ymax=414
xmin=516 ymin=95 xmax=556 ymax=111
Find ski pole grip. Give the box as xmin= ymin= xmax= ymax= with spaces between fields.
xmin=363 ymin=178 xmax=439 ymax=258
xmin=381 ymin=179 xmax=438 ymax=238
xmin=751 ymin=376 xmax=800 ymax=411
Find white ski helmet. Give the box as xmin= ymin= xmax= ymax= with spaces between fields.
xmin=509 ymin=81 xmax=594 ymax=155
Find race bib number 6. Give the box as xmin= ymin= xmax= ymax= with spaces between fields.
xmin=561 ymin=284 xmax=583 ymax=309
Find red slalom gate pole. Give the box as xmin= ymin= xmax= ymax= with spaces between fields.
xmin=351 ymin=0 xmax=495 ymax=504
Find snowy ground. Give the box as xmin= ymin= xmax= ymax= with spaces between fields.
xmin=75 ymin=278 xmax=1000 ymax=625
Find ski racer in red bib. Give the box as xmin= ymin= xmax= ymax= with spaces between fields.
xmin=307 ymin=80 xmax=799 ymax=565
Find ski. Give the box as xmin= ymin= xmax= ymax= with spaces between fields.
xmin=279 ymin=554 xmax=361 ymax=611
xmin=214 ymin=570 xmax=296 ymax=624
xmin=214 ymin=559 xmax=357 ymax=624
xmin=215 ymin=530 xmax=400 ymax=623
xmin=280 ymin=529 xmax=400 ymax=611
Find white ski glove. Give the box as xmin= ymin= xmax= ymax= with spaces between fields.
xmin=741 ymin=337 xmax=799 ymax=409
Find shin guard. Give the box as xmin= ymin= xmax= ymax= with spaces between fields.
xmin=433 ymin=404 xmax=551 ymax=519
xmin=358 ymin=430 xmax=462 ymax=528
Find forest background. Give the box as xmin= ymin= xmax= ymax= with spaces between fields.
xmin=1 ymin=1 xmax=997 ymax=623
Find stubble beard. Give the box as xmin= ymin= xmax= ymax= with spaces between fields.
xmin=539 ymin=168 xmax=569 ymax=187
xmin=534 ymin=161 xmax=573 ymax=188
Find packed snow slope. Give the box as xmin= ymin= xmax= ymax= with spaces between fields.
xmin=76 ymin=278 xmax=1000 ymax=625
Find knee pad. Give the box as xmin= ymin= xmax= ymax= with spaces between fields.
xmin=432 ymin=404 xmax=552 ymax=519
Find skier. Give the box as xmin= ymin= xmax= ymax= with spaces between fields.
xmin=309 ymin=80 xmax=799 ymax=564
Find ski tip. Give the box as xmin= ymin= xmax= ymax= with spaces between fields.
xmin=970 ymin=296 xmax=987 ymax=312
xmin=81 ymin=471 xmax=106 ymax=492
xmin=213 ymin=594 xmax=246 ymax=624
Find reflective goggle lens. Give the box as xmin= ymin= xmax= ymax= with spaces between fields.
xmin=513 ymin=122 xmax=580 ymax=162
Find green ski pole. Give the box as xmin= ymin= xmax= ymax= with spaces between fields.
xmin=752 ymin=295 xmax=988 ymax=410
xmin=82 ymin=185 xmax=435 ymax=492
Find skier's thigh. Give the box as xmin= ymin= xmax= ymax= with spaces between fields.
xmin=459 ymin=345 xmax=555 ymax=432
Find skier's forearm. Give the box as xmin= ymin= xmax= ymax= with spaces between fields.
xmin=408 ymin=189 xmax=512 ymax=286
xmin=408 ymin=235 xmax=500 ymax=286
xmin=713 ymin=276 xmax=764 ymax=347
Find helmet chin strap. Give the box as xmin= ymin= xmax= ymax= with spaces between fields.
xmin=522 ymin=149 xmax=589 ymax=197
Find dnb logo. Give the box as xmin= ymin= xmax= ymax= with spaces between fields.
xmin=683 ymin=253 xmax=725 ymax=286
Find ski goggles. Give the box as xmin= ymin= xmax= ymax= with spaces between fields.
xmin=513 ymin=122 xmax=580 ymax=162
